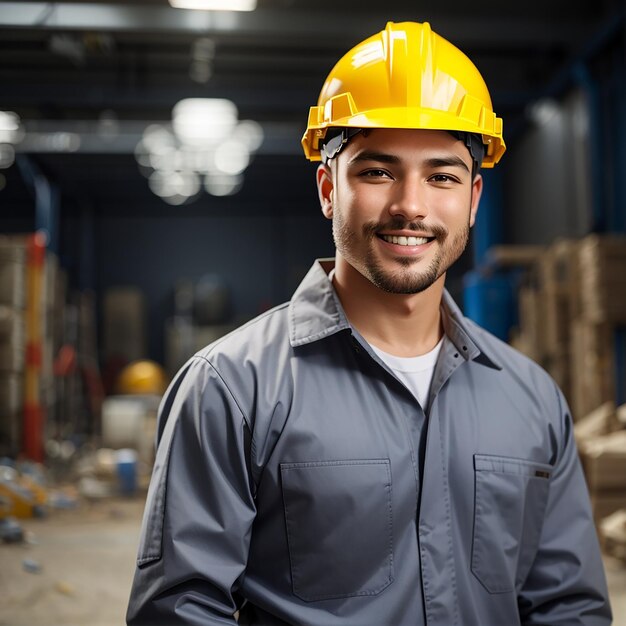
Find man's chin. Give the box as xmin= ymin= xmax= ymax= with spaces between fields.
xmin=367 ymin=266 xmax=441 ymax=295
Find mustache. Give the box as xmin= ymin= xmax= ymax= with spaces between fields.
xmin=363 ymin=219 xmax=448 ymax=241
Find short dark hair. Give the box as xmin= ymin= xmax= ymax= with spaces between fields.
xmin=321 ymin=127 xmax=485 ymax=176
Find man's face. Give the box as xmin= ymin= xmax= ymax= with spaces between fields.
xmin=316 ymin=128 xmax=483 ymax=294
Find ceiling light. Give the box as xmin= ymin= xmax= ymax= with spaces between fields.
xmin=172 ymin=98 xmax=238 ymax=146
xmin=0 ymin=111 xmax=23 ymax=144
xmin=214 ymin=139 xmax=250 ymax=175
xmin=527 ymin=98 xmax=560 ymax=126
xmin=0 ymin=144 xmax=15 ymax=169
xmin=169 ymin=0 xmax=257 ymax=10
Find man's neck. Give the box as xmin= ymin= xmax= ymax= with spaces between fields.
xmin=331 ymin=255 xmax=445 ymax=358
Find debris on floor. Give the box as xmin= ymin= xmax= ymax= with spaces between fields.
xmin=22 ymin=557 xmax=42 ymax=574
xmin=0 ymin=515 xmax=23 ymax=543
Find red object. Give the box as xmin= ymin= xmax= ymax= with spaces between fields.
xmin=53 ymin=345 xmax=77 ymax=377
xmin=27 ymin=231 xmax=47 ymax=267
xmin=25 ymin=342 xmax=42 ymax=368
xmin=23 ymin=403 xmax=44 ymax=462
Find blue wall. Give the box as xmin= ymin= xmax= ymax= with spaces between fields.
xmin=94 ymin=211 xmax=335 ymax=364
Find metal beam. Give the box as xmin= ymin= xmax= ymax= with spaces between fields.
xmin=14 ymin=119 xmax=303 ymax=155
xmin=0 ymin=2 xmax=588 ymax=48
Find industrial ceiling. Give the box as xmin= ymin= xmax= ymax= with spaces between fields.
xmin=0 ymin=0 xmax=624 ymax=211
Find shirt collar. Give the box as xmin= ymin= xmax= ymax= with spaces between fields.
xmin=288 ymin=259 xmax=351 ymax=347
xmin=288 ymin=258 xmax=502 ymax=370
xmin=439 ymin=290 xmax=502 ymax=370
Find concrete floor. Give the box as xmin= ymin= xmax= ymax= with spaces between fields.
xmin=1 ymin=494 xmax=625 ymax=626
xmin=0 ymin=495 xmax=144 ymax=626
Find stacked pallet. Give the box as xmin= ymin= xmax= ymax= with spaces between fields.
xmin=570 ymin=235 xmax=626 ymax=526
xmin=574 ymin=401 xmax=626 ymax=526
xmin=0 ymin=236 xmax=27 ymax=456
xmin=571 ymin=234 xmax=626 ymax=420
xmin=600 ymin=509 xmax=626 ymax=563
xmin=537 ymin=239 xmax=580 ymax=400
xmin=508 ymin=238 xmax=577 ymax=399
xmin=508 ymin=233 xmax=626 ymax=529
xmin=578 ymin=235 xmax=626 ymax=324
xmin=0 ymin=234 xmax=67 ymax=458
xmin=510 ymin=234 xmax=626 ymax=421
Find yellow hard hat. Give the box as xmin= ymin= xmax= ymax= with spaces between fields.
xmin=115 ymin=360 xmax=169 ymax=396
xmin=301 ymin=21 xmax=505 ymax=167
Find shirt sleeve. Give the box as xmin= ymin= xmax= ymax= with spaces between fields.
xmin=126 ymin=355 xmax=257 ymax=625
xmin=518 ymin=383 xmax=612 ymax=625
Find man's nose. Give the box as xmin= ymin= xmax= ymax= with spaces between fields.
xmin=387 ymin=175 xmax=429 ymax=222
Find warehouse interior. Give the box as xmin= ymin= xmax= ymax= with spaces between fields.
xmin=1 ymin=1 xmax=626 ymax=624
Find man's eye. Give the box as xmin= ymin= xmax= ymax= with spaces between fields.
xmin=429 ymin=173 xmax=458 ymax=183
xmin=359 ymin=169 xmax=391 ymax=178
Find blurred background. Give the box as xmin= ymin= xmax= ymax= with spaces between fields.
xmin=0 ymin=1 xmax=625 ymax=624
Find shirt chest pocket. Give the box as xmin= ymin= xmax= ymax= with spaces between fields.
xmin=471 ymin=454 xmax=552 ymax=594
xmin=280 ymin=459 xmax=394 ymax=602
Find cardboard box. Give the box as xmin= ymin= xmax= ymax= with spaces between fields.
xmin=578 ymin=234 xmax=626 ymax=324
xmin=599 ymin=509 xmax=626 ymax=562
xmin=578 ymin=430 xmax=626 ymax=492
xmin=539 ymin=238 xmax=580 ymax=357
xmin=574 ymin=401 xmax=621 ymax=445
xmin=592 ymin=494 xmax=626 ymax=528
xmin=570 ymin=320 xmax=614 ymax=421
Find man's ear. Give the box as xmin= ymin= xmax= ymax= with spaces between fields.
xmin=316 ymin=163 xmax=334 ymax=219
xmin=469 ymin=173 xmax=483 ymax=228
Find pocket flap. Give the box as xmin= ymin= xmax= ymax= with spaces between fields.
xmin=474 ymin=454 xmax=552 ymax=479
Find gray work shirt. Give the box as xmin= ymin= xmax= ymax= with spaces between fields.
xmin=127 ymin=259 xmax=612 ymax=626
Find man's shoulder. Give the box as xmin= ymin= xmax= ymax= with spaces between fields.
xmin=166 ymin=302 xmax=293 ymax=407
xmin=464 ymin=315 xmax=556 ymax=387
xmin=195 ymin=301 xmax=292 ymax=363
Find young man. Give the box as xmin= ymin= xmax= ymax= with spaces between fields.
xmin=127 ymin=22 xmax=612 ymax=625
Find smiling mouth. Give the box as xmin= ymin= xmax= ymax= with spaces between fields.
xmin=378 ymin=234 xmax=434 ymax=246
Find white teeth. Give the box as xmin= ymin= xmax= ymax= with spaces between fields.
xmin=382 ymin=235 xmax=429 ymax=246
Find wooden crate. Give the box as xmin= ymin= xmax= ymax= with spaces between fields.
xmin=592 ymin=494 xmax=626 ymax=528
xmin=599 ymin=509 xmax=626 ymax=562
xmin=0 ymin=373 xmax=23 ymax=456
xmin=570 ymin=319 xmax=614 ymax=421
xmin=578 ymin=430 xmax=626 ymax=492
xmin=0 ymin=236 xmax=27 ymax=309
xmin=539 ymin=238 xmax=580 ymax=357
xmin=578 ymin=234 xmax=626 ymax=324
xmin=0 ymin=305 xmax=25 ymax=373
xmin=517 ymin=281 xmax=546 ymax=364
xmin=543 ymin=353 xmax=571 ymax=404
xmin=574 ymin=401 xmax=621 ymax=444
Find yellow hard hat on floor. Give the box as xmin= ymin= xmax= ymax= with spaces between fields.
xmin=301 ymin=21 xmax=505 ymax=167
xmin=115 ymin=360 xmax=169 ymax=396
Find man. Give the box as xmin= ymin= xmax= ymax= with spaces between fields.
xmin=127 ymin=21 xmax=612 ymax=625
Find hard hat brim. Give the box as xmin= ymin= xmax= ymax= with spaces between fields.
xmin=302 ymin=107 xmax=505 ymax=167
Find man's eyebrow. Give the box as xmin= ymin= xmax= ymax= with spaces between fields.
xmin=348 ymin=151 xmax=471 ymax=173
xmin=348 ymin=151 xmax=401 ymax=166
xmin=424 ymin=156 xmax=470 ymax=173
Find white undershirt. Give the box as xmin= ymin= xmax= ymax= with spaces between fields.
xmin=371 ymin=337 xmax=444 ymax=408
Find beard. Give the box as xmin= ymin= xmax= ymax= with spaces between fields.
xmin=332 ymin=213 xmax=470 ymax=295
